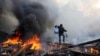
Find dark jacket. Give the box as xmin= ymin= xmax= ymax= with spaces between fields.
xmin=58 ymin=26 xmax=67 ymax=35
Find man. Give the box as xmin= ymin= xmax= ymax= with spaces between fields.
xmin=58 ymin=24 xmax=67 ymax=44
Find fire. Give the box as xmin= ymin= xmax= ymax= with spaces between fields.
xmin=89 ymin=47 xmax=99 ymax=54
xmin=22 ymin=34 xmax=42 ymax=51
xmin=2 ymin=31 xmax=42 ymax=51
xmin=3 ymin=31 xmax=22 ymax=46
xmin=30 ymin=35 xmax=41 ymax=50
xmin=90 ymin=48 xmax=94 ymax=54
xmin=3 ymin=37 xmax=22 ymax=45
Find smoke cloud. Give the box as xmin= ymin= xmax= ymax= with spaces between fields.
xmin=0 ymin=0 xmax=58 ymax=41
xmin=0 ymin=0 xmax=19 ymax=34
xmin=2 ymin=0 xmax=100 ymax=45
xmin=54 ymin=0 xmax=100 ymax=45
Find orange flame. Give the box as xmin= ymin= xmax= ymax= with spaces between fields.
xmin=3 ymin=37 xmax=22 ymax=45
xmin=3 ymin=31 xmax=42 ymax=51
xmin=3 ymin=31 xmax=22 ymax=46
xmin=89 ymin=47 xmax=99 ymax=54
xmin=22 ymin=34 xmax=42 ymax=51
xmin=90 ymin=48 xmax=94 ymax=54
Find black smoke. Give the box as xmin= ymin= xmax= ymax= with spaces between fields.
xmin=14 ymin=2 xmax=50 ymax=40
xmin=0 ymin=0 xmax=58 ymax=41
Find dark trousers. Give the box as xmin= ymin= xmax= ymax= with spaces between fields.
xmin=59 ymin=34 xmax=65 ymax=44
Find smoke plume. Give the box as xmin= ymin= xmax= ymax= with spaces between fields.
xmin=54 ymin=0 xmax=100 ymax=45
xmin=1 ymin=0 xmax=100 ymax=45
xmin=0 ymin=0 xmax=58 ymax=41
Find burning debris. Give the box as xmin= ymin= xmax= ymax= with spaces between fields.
xmin=0 ymin=31 xmax=100 ymax=56
xmin=0 ymin=31 xmax=42 ymax=56
xmin=22 ymin=34 xmax=42 ymax=50
xmin=0 ymin=0 xmax=100 ymax=56
xmin=0 ymin=0 xmax=58 ymax=55
xmin=0 ymin=0 xmax=58 ymax=56
xmin=2 ymin=31 xmax=42 ymax=51
xmin=43 ymin=39 xmax=100 ymax=56
xmin=3 ymin=31 xmax=22 ymax=45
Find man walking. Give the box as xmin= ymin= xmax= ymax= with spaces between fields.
xmin=58 ymin=24 xmax=67 ymax=44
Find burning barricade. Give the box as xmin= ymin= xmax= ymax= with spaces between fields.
xmin=0 ymin=31 xmax=42 ymax=56
xmin=0 ymin=31 xmax=100 ymax=56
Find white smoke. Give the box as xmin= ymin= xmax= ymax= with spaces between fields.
xmin=53 ymin=0 xmax=100 ymax=45
xmin=1 ymin=0 xmax=100 ymax=45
